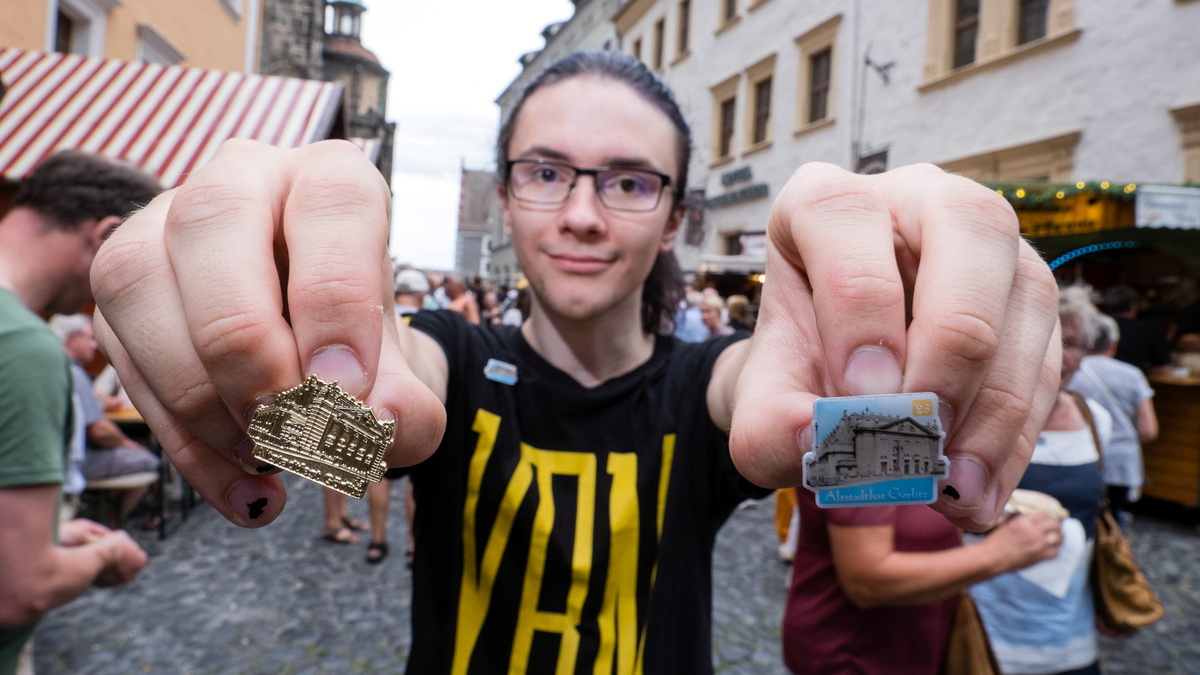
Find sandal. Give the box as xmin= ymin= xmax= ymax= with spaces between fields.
xmin=366 ymin=541 xmax=389 ymax=564
xmin=341 ymin=515 xmax=370 ymax=532
xmin=322 ymin=526 xmax=361 ymax=545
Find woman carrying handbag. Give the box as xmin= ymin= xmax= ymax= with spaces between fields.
xmin=970 ymin=286 xmax=1112 ymax=675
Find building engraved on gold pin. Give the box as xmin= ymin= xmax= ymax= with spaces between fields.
xmin=248 ymin=375 xmax=393 ymax=499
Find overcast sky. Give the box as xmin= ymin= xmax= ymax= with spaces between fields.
xmin=359 ymin=1 xmax=577 ymax=270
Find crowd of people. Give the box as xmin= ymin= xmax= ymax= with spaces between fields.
xmin=0 ymin=48 xmax=1184 ymax=675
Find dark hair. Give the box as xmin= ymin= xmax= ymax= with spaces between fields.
xmin=15 ymin=150 xmax=162 ymax=231
xmin=496 ymin=50 xmax=688 ymax=334
xmin=1103 ymin=284 xmax=1138 ymax=315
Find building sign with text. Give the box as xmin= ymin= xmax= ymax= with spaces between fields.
xmin=707 ymin=165 xmax=769 ymax=210
xmin=1137 ymin=185 xmax=1200 ymax=230
xmin=1015 ymin=193 xmax=1132 ymax=238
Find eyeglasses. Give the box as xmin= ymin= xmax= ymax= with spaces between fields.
xmin=506 ymin=159 xmax=673 ymax=213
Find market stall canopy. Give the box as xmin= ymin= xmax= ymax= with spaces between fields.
xmin=990 ymin=181 xmax=1200 ymax=271
xmin=0 ymin=47 xmax=346 ymax=188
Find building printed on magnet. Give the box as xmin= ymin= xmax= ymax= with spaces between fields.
xmin=806 ymin=410 xmax=946 ymax=487
xmin=249 ymin=375 xmax=394 ymax=499
xmin=803 ymin=393 xmax=948 ymax=507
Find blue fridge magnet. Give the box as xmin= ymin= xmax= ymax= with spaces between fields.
xmin=802 ymin=392 xmax=949 ymax=508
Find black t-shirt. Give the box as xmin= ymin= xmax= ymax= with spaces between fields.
xmin=1112 ymin=316 xmax=1171 ymax=372
xmin=404 ymin=310 xmax=765 ymax=674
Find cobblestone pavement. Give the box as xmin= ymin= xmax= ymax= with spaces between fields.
xmin=32 ymin=476 xmax=1200 ymax=675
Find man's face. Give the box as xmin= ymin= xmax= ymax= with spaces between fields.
xmin=65 ymin=324 xmax=97 ymax=364
xmin=1060 ymin=319 xmax=1087 ymax=388
xmin=701 ymin=305 xmax=722 ymax=329
xmin=500 ymin=75 xmax=681 ymax=326
xmin=50 ymin=216 xmax=117 ymax=316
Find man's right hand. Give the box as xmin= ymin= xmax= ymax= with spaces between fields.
xmin=92 ymin=139 xmax=446 ymax=528
xmin=92 ymin=530 xmax=148 ymax=588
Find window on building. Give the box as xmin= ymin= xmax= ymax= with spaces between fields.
xmin=724 ymin=232 xmax=742 ymax=255
xmin=678 ymin=0 xmax=691 ymax=55
xmin=745 ymin=54 xmax=777 ymax=148
xmin=1171 ymin=103 xmax=1200 ymax=183
xmin=54 ymin=11 xmax=75 ymax=53
xmin=1018 ymin=0 xmax=1049 ymax=44
xmin=219 ymin=0 xmax=242 ymax=20
xmin=137 ymin=24 xmax=185 ymax=65
xmin=52 ymin=0 xmax=119 ymax=57
xmin=753 ymin=76 xmax=772 ymax=145
xmin=633 ymin=37 xmax=643 ymax=61
xmin=719 ymin=97 xmax=737 ymax=158
xmin=653 ymin=18 xmax=665 ymax=69
xmin=794 ymin=15 xmax=840 ymax=131
xmin=953 ymin=0 xmax=980 ymax=68
xmin=723 ymin=0 xmax=737 ymax=23
xmin=809 ymin=48 xmax=831 ymax=123
xmin=710 ymin=74 xmax=739 ymax=163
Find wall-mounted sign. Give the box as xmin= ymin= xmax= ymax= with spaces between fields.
xmin=721 ymin=166 xmax=754 ymax=186
xmin=1015 ymin=193 xmax=1130 ymax=238
xmin=1137 ymin=185 xmax=1200 ymax=230
xmin=740 ymin=231 xmax=767 ymax=258
xmin=855 ymin=149 xmax=888 ymax=175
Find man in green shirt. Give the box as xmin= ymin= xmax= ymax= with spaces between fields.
xmin=0 ymin=150 xmax=160 ymax=675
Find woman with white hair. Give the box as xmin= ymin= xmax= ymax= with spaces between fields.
xmin=971 ymin=285 xmax=1114 ymax=674
xmin=1070 ymin=311 xmax=1158 ymax=529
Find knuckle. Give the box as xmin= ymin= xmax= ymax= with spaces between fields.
xmin=290 ymin=171 xmax=388 ymax=221
xmin=923 ymin=309 xmax=1003 ymax=366
xmin=298 ymin=264 xmax=380 ymax=310
xmin=168 ymin=175 xmax=264 ymax=234
xmin=942 ymin=189 xmax=1020 ymax=244
xmin=91 ymin=235 xmax=152 ymax=304
xmin=192 ymin=309 xmax=278 ymax=366
xmin=798 ymin=174 xmax=882 ymax=218
xmin=158 ymin=376 xmax=222 ymax=424
xmin=818 ymin=262 xmax=904 ymax=308
xmin=974 ymin=382 xmax=1034 ymax=432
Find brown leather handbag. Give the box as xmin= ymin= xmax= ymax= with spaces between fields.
xmin=940 ymin=592 xmax=1001 ymax=675
xmin=1091 ymin=507 xmax=1164 ymax=632
xmin=1069 ymin=391 xmax=1165 ymax=634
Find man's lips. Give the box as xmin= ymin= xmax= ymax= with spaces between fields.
xmin=546 ymin=251 xmax=617 ymax=272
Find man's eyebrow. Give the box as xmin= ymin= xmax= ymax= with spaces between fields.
xmin=517 ymin=146 xmax=661 ymax=171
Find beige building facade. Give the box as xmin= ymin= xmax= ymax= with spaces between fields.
xmin=479 ymin=0 xmax=1200 ymax=281
xmin=0 ymin=0 xmax=256 ymax=72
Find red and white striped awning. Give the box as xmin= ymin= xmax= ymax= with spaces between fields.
xmin=0 ymin=47 xmax=345 ymax=188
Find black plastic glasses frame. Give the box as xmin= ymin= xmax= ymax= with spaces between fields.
xmin=505 ymin=159 xmax=674 ymax=213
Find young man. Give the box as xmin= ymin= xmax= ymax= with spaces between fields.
xmin=91 ymin=52 xmax=1059 ymax=672
xmin=0 ymin=150 xmax=158 ymax=674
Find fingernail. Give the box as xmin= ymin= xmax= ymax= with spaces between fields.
xmin=232 ymin=437 xmax=279 ymax=475
xmin=307 ymin=345 xmax=367 ymax=397
xmin=226 ymin=479 xmax=277 ymax=527
xmin=938 ymin=402 xmax=954 ymax=440
xmin=970 ymin=487 xmax=1002 ymax=529
xmin=938 ymin=454 xmax=989 ymax=509
xmin=244 ymin=394 xmax=277 ymax=425
xmin=797 ymin=424 xmax=813 ymax=453
xmin=844 ymin=346 xmax=902 ymax=395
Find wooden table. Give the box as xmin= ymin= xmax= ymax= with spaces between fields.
xmin=1142 ymin=374 xmax=1200 ymax=507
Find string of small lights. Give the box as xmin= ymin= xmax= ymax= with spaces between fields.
xmin=986 ymin=181 xmax=1139 ymax=207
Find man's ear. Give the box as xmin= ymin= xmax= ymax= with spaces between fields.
xmin=659 ymin=200 xmax=685 ymax=254
xmin=87 ymin=215 xmax=124 ymax=249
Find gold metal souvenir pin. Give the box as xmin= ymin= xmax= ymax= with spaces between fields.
xmin=248 ymin=375 xmax=394 ymax=499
